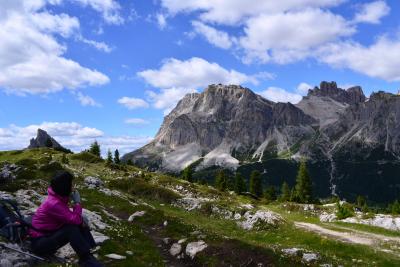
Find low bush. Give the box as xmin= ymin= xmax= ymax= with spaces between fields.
xmin=336 ymin=202 xmax=354 ymax=220
xmin=70 ymin=152 xmax=103 ymax=163
xmin=109 ymin=178 xmax=180 ymax=203
xmin=15 ymin=158 xmax=38 ymax=168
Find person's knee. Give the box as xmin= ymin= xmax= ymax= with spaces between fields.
xmin=62 ymin=224 xmax=81 ymax=234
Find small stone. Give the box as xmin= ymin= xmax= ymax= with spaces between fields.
xmin=92 ymin=231 xmax=109 ymax=244
xmin=126 ymin=251 xmax=133 ymax=255
xmin=105 ymin=254 xmax=126 ymax=260
xmin=178 ymin=238 xmax=187 ymax=244
xmin=282 ymin=248 xmax=302 ymax=256
xmin=128 ymin=211 xmax=146 ymax=222
xmin=163 ymin=221 xmax=168 ymax=226
xmin=84 ymin=176 xmax=104 ymax=188
xmin=169 ymin=243 xmax=182 ymax=257
xmin=234 ymin=213 xmax=241 ymax=220
xmin=303 ymin=204 xmax=315 ymax=211
xmin=91 ymin=246 xmax=101 ymax=253
xmin=185 ymin=241 xmax=208 ymax=259
xmin=190 ymin=230 xmax=201 ymax=235
xmin=163 ymin=238 xmax=170 ymax=245
xmin=302 ymin=253 xmax=319 ymax=263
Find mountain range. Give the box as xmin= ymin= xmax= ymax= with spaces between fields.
xmin=123 ymin=81 xmax=400 ymax=203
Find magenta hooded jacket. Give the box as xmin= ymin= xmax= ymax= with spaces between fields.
xmin=29 ymin=187 xmax=82 ymax=238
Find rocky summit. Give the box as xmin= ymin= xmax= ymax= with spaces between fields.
xmin=27 ymin=128 xmax=67 ymax=151
xmin=123 ymin=82 xmax=400 ymax=203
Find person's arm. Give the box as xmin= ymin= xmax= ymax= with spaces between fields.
xmin=47 ymin=201 xmax=83 ymax=225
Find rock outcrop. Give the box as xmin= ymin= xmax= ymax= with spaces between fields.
xmin=27 ymin=128 xmax=68 ymax=151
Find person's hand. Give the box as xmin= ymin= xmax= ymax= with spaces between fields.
xmin=70 ymin=190 xmax=81 ymax=204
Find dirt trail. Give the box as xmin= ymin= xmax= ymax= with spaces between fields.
xmin=294 ymin=222 xmax=374 ymax=245
xmin=331 ymin=224 xmax=400 ymax=243
xmin=295 ymin=221 xmax=400 ymax=257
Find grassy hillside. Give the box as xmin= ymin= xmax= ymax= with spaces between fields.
xmin=1 ymin=148 xmax=400 ymax=266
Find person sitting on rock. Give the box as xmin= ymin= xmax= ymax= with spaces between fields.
xmin=29 ymin=170 xmax=103 ymax=267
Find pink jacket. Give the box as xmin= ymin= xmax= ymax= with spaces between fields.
xmin=29 ymin=187 xmax=82 ymax=238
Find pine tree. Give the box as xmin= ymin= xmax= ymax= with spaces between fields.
xmin=279 ymin=181 xmax=291 ymax=202
xmin=290 ymin=188 xmax=297 ymax=202
xmin=182 ymin=165 xmax=194 ymax=183
xmin=391 ymin=200 xmax=400 ymax=215
xmin=106 ymin=149 xmax=113 ymax=165
xmin=215 ymin=170 xmax=227 ymax=191
xmin=89 ymin=140 xmax=101 ymax=157
xmin=356 ymin=195 xmax=366 ymax=208
xmin=294 ymin=160 xmax=313 ymax=203
xmin=249 ymin=170 xmax=263 ymax=197
xmin=234 ymin=172 xmax=247 ymax=194
xmin=114 ymin=149 xmax=120 ymax=164
xmin=227 ymin=174 xmax=235 ymax=191
xmin=264 ymin=185 xmax=277 ymax=202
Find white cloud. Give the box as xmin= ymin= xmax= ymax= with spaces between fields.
xmin=191 ymin=21 xmax=234 ymax=49
xmin=118 ymin=97 xmax=150 ymax=109
xmin=258 ymin=87 xmax=302 ymax=104
xmin=0 ymin=0 xmax=109 ymax=95
xmin=353 ymin=1 xmax=390 ymax=24
xmin=146 ymin=87 xmax=196 ymax=115
xmin=318 ymin=36 xmax=400 ymax=82
xmin=161 ymin=0 xmax=397 ymax=81
xmin=138 ymin=57 xmax=266 ymax=114
xmin=0 ymin=122 xmax=152 ymax=156
xmin=124 ymin=118 xmax=150 ymax=125
xmin=30 ymin=12 xmax=80 ymax=38
xmin=297 ymin=82 xmax=312 ymax=94
xmin=239 ymin=9 xmax=355 ymax=63
xmin=76 ymin=92 xmax=102 ymax=107
xmin=78 ymin=36 xmax=113 ymax=53
xmin=71 ymin=0 xmax=124 ymax=25
xmin=156 ymin=13 xmax=167 ymax=29
xmin=138 ymin=57 xmax=259 ymax=89
xmin=162 ymin=1 xmax=358 ymax=64
xmin=161 ymin=0 xmax=344 ymax=25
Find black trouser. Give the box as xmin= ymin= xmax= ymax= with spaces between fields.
xmin=31 ymin=224 xmax=96 ymax=259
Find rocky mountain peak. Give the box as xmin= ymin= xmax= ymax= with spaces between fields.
xmin=204 ymin=84 xmax=253 ymax=96
xmin=369 ymin=91 xmax=397 ymax=101
xmin=27 ymin=128 xmax=66 ymax=150
xmin=307 ymin=81 xmax=366 ymax=105
xmin=124 ymin=83 xmax=316 ymax=171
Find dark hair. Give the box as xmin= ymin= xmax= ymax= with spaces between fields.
xmin=50 ymin=171 xmax=74 ymax=197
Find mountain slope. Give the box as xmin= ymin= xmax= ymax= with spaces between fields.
xmin=123 ymin=82 xmax=400 ymax=203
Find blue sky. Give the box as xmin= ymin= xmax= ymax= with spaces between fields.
xmin=1 ymin=0 xmax=400 ymax=155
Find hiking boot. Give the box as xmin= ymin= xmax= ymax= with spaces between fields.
xmin=79 ymin=255 xmax=103 ymax=267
